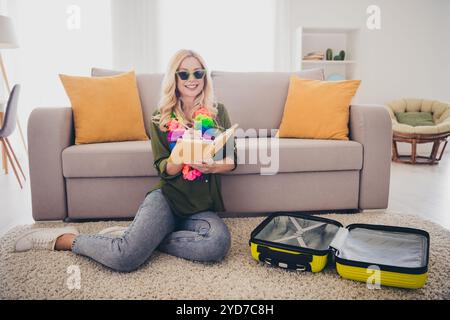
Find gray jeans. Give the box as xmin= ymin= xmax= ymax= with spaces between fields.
xmin=71 ymin=189 xmax=231 ymax=272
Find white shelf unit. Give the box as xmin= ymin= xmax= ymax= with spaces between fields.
xmin=302 ymin=60 xmax=356 ymax=65
xmin=293 ymin=27 xmax=360 ymax=80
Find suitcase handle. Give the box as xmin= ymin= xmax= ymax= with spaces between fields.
xmin=257 ymin=246 xmax=312 ymax=271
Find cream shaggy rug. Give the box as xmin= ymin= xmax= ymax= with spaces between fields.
xmin=1 ymin=211 xmax=450 ymax=300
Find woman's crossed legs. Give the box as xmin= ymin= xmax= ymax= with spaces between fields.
xmin=71 ymin=189 xmax=231 ymax=272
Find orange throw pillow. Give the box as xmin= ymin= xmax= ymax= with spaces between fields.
xmin=277 ymin=76 xmax=361 ymax=140
xmin=60 ymin=71 xmax=149 ymax=145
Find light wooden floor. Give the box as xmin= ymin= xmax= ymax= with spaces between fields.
xmin=388 ymin=156 xmax=450 ymax=229
xmin=1 ymin=147 xmax=450 ymax=236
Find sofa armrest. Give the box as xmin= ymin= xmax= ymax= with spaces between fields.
xmin=349 ymin=104 xmax=392 ymax=209
xmin=28 ymin=107 xmax=74 ymax=221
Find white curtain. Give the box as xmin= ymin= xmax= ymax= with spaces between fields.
xmin=111 ymin=0 xmax=159 ymax=73
xmin=111 ymin=0 xmax=291 ymax=73
xmin=273 ymin=0 xmax=292 ymax=72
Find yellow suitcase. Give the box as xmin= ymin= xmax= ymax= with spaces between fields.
xmin=249 ymin=212 xmax=430 ymax=289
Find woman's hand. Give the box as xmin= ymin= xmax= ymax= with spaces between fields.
xmin=166 ymin=139 xmax=184 ymax=175
xmin=168 ymin=139 xmax=184 ymax=165
xmin=190 ymin=157 xmax=235 ymax=174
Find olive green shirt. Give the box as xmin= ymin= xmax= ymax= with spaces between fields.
xmin=147 ymin=103 xmax=237 ymax=217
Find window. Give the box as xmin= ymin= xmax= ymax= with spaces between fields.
xmin=1 ymin=0 xmax=112 ymax=111
xmin=157 ymin=0 xmax=276 ymax=72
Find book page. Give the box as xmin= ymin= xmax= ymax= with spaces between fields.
xmin=170 ymin=124 xmax=238 ymax=165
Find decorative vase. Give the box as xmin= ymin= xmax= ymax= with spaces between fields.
xmin=326 ymin=48 xmax=333 ymax=61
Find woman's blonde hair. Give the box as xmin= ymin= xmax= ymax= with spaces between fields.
xmin=153 ymin=49 xmax=218 ymax=131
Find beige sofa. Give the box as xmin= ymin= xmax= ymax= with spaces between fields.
xmin=27 ymin=68 xmax=392 ymax=221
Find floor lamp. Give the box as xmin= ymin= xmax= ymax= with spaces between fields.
xmin=0 ymin=15 xmax=26 ymax=175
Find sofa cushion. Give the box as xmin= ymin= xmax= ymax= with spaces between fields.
xmin=62 ymin=141 xmax=157 ymax=178
xmin=277 ymin=77 xmax=361 ymax=140
xmin=395 ymin=111 xmax=434 ymax=127
xmin=62 ymin=138 xmax=362 ymax=178
xmin=212 ymin=69 xmax=325 ymax=137
xmin=229 ymin=138 xmax=363 ymax=175
xmin=60 ymin=71 xmax=149 ymax=145
xmin=91 ymin=68 xmax=164 ymax=138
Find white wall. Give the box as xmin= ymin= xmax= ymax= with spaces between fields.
xmin=289 ymin=0 xmax=450 ymax=105
xmin=110 ymin=0 xmax=450 ymax=105
xmin=432 ymin=0 xmax=450 ymax=103
xmin=4 ymin=0 xmax=112 ymax=107
xmin=2 ymin=1 xmax=448 ymax=110
xmin=1 ymin=0 xmax=112 ymax=160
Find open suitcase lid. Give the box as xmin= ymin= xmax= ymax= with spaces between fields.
xmin=250 ymin=212 xmax=343 ymax=256
xmin=250 ymin=212 xmax=430 ymax=274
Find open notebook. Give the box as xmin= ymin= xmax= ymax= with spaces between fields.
xmin=177 ymin=123 xmax=238 ymax=164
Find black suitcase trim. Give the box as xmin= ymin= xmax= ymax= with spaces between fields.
xmin=257 ymin=246 xmax=313 ymax=271
xmin=249 ymin=211 xmax=343 ymax=256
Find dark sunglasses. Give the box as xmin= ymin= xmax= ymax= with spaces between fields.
xmin=176 ymin=69 xmax=207 ymax=81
